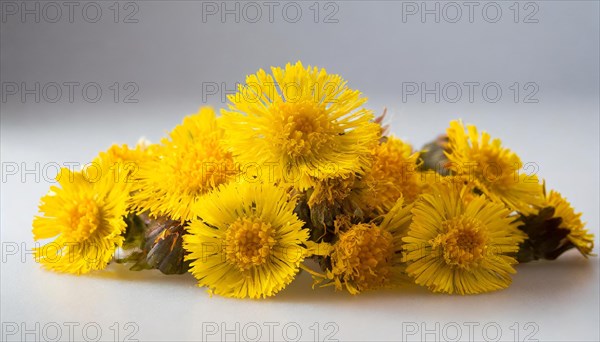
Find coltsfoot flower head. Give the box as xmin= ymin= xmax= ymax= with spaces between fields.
xmin=130 ymin=107 xmax=236 ymax=221
xmin=403 ymin=183 xmax=526 ymax=294
xmin=358 ymin=136 xmax=422 ymax=216
xmin=303 ymin=174 xmax=365 ymax=236
xmin=32 ymin=159 xmax=130 ymax=274
xmin=220 ymin=61 xmax=380 ymax=190
xmin=445 ymin=120 xmax=543 ymax=214
xmin=327 ymin=198 xmax=412 ymax=294
xmin=546 ymin=190 xmax=595 ymax=256
xmin=308 ymin=174 xmax=358 ymax=209
xmin=183 ymin=182 xmax=309 ymax=299
xmin=95 ymin=138 xmax=156 ymax=165
xmin=93 ymin=139 xmax=158 ymax=186
xmin=420 ymin=175 xmax=482 ymax=204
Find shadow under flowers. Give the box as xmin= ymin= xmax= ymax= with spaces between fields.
xmin=512 ymin=249 xmax=599 ymax=295
xmin=84 ymin=262 xmax=196 ymax=288
xmin=70 ymin=249 xmax=598 ymax=301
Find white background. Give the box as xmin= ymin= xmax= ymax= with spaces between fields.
xmin=1 ymin=1 xmax=599 ymax=341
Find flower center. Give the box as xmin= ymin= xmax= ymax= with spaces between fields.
xmin=65 ymin=198 xmax=100 ymax=242
xmin=433 ymin=216 xmax=488 ymax=269
xmin=224 ymin=217 xmax=276 ymax=271
xmin=334 ymin=224 xmax=395 ymax=290
xmin=274 ymin=101 xmax=333 ymax=158
xmin=470 ymin=149 xmax=516 ymax=188
xmin=171 ymin=141 xmax=235 ymax=195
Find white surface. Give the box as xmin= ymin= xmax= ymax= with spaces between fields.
xmin=1 ymin=1 xmax=599 ymax=341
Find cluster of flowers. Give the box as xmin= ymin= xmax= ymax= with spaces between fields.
xmin=33 ymin=62 xmax=595 ymax=298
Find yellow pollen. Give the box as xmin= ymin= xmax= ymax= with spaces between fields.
xmin=334 ymin=224 xmax=395 ymax=290
xmin=433 ymin=216 xmax=488 ymax=269
xmin=274 ymin=101 xmax=333 ymax=158
xmin=65 ymin=198 xmax=100 ymax=242
xmin=224 ymin=217 xmax=276 ymax=271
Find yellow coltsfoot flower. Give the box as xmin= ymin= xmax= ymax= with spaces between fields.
xmin=183 ymin=182 xmax=309 ymax=299
xmin=445 ymin=120 xmax=543 ymax=214
xmin=308 ymin=174 xmax=358 ymax=209
xmin=32 ymin=159 xmax=130 ymax=274
xmin=403 ymin=183 xmax=526 ymax=294
xmin=93 ymin=139 xmax=158 ymax=186
xmin=303 ymin=174 xmax=365 ymax=234
xmin=327 ymin=197 xmax=413 ymax=294
xmin=358 ymin=136 xmax=422 ymax=216
xmin=220 ymin=61 xmax=380 ymax=190
xmin=546 ymin=190 xmax=595 ymax=256
xmin=130 ymin=107 xmax=236 ymax=221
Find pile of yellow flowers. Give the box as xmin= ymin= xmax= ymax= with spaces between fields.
xmin=33 ymin=62 xmax=595 ymax=298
